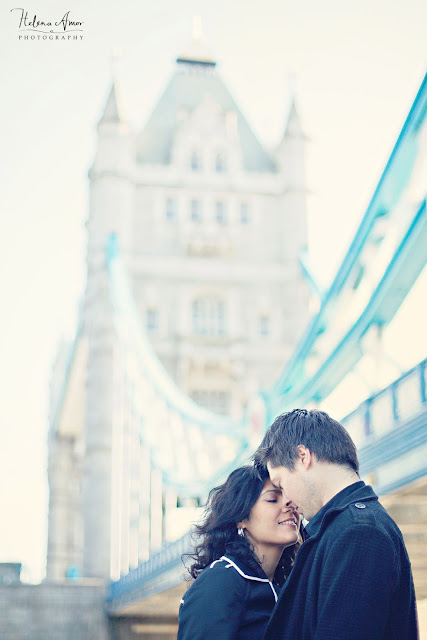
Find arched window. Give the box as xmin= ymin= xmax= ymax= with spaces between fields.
xmin=259 ymin=315 xmax=270 ymax=337
xmin=240 ymin=202 xmax=250 ymax=224
xmin=215 ymin=201 xmax=227 ymax=224
xmin=192 ymin=298 xmax=226 ymax=336
xmin=190 ymin=199 xmax=202 ymax=222
xmin=215 ymin=153 xmax=226 ymax=173
xmin=190 ymin=151 xmax=201 ymax=171
xmin=165 ymin=198 xmax=176 ymax=221
xmin=146 ymin=309 xmax=159 ymax=332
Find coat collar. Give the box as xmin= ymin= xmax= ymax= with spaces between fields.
xmin=213 ymin=554 xmax=279 ymax=602
xmin=215 ymin=551 xmax=269 ymax=581
xmin=305 ymin=481 xmax=378 ymax=540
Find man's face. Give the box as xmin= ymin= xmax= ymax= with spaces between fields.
xmin=267 ymin=461 xmax=313 ymax=520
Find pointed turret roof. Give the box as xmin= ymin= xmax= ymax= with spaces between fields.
xmin=136 ymin=53 xmax=275 ymax=172
xmin=99 ymin=82 xmax=121 ymax=125
xmin=283 ymin=99 xmax=305 ymax=139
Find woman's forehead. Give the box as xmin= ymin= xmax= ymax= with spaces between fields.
xmin=261 ymin=478 xmax=282 ymax=494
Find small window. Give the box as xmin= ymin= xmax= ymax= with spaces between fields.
xmin=190 ymin=200 xmax=202 ymax=222
xmin=165 ymin=198 xmax=176 ymax=221
xmin=190 ymin=151 xmax=201 ymax=172
xmin=192 ymin=298 xmax=226 ymax=336
xmin=215 ymin=201 xmax=227 ymax=224
xmin=146 ymin=309 xmax=159 ymax=331
xmin=240 ymin=202 xmax=250 ymax=224
xmin=215 ymin=153 xmax=226 ymax=173
xmin=260 ymin=316 xmax=270 ymax=337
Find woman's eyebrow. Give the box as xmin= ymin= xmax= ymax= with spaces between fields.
xmin=261 ymin=488 xmax=282 ymax=496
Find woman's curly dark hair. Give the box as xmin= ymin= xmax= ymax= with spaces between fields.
xmin=183 ymin=465 xmax=303 ymax=585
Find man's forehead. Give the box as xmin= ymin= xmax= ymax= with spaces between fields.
xmin=266 ymin=463 xmax=288 ymax=485
xmin=267 ymin=462 xmax=292 ymax=482
xmin=270 ymin=477 xmax=281 ymax=489
xmin=267 ymin=461 xmax=285 ymax=473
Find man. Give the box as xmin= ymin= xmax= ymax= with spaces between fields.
xmin=253 ymin=408 xmax=418 ymax=640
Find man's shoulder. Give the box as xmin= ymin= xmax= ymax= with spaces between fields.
xmin=326 ymin=498 xmax=404 ymax=549
xmin=337 ymin=497 xmax=400 ymax=529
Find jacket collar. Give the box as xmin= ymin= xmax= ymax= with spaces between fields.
xmin=305 ymin=481 xmax=378 ymax=540
xmin=218 ymin=551 xmax=269 ymax=581
xmin=215 ymin=554 xmax=279 ymax=602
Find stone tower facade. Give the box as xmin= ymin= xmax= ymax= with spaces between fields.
xmin=46 ymin=37 xmax=311 ymax=581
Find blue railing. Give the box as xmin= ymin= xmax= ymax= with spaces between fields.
xmin=109 ymin=359 xmax=427 ymax=609
xmin=109 ymin=530 xmax=192 ymax=601
xmin=342 ymin=358 xmax=426 ymax=448
xmin=342 ymin=358 xmax=427 ymax=494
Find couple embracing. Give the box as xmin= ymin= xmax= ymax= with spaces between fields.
xmin=178 ymin=409 xmax=419 ymax=640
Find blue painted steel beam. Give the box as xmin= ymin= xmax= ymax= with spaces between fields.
xmin=270 ymin=198 xmax=427 ymax=410
xmin=271 ymin=74 xmax=427 ymax=400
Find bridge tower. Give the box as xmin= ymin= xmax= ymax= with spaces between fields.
xmin=47 ymin=33 xmax=311 ymax=581
xmin=82 ymin=82 xmax=134 ymax=579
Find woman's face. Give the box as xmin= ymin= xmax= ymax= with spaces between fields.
xmin=239 ymin=478 xmax=300 ymax=550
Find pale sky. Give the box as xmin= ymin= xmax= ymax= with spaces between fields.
xmin=0 ymin=0 xmax=426 ymax=582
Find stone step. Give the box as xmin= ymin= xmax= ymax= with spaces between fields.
xmin=407 ymin=558 xmax=427 ymax=573
xmin=413 ymin=575 xmax=427 ymax=600
xmin=385 ymin=500 xmax=427 ymax=525
xmin=380 ymin=480 xmax=427 ymax=604
xmin=404 ymin=545 xmax=427 ymax=564
xmin=408 ymin=555 xmax=427 ymax=572
xmin=399 ymin=524 xmax=427 ymax=545
xmin=417 ymin=599 xmax=427 ymax=635
xmin=406 ymin=543 xmax=427 ymax=559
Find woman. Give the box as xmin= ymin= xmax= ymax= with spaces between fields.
xmin=178 ymin=465 xmax=303 ymax=640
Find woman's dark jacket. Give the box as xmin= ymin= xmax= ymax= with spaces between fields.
xmin=178 ymin=553 xmax=279 ymax=640
xmin=264 ymin=481 xmax=418 ymax=640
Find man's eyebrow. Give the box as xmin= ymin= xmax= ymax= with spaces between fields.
xmin=261 ymin=488 xmax=282 ymax=496
xmin=270 ymin=478 xmax=281 ymax=489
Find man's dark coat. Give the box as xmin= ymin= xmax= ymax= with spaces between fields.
xmin=264 ymin=481 xmax=418 ymax=640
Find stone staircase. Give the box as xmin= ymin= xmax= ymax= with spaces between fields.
xmin=380 ymin=476 xmax=427 ymax=601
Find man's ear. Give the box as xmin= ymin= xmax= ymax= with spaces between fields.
xmin=296 ymin=445 xmax=312 ymax=469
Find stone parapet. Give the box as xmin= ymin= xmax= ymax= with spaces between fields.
xmin=0 ymin=582 xmax=109 ymax=640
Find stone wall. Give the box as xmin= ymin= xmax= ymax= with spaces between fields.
xmin=0 ymin=582 xmax=109 ymax=640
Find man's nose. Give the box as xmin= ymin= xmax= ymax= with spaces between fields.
xmin=281 ymin=494 xmax=294 ymax=509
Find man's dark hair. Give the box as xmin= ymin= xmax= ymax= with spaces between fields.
xmin=253 ymin=409 xmax=359 ymax=472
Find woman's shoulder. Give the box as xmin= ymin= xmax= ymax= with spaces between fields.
xmin=181 ymin=557 xmax=248 ymax=609
xmin=185 ymin=554 xmax=269 ymax=595
xmin=179 ymin=558 xmax=250 ymax=639
xmin=191 ymin=556 xmax=249 ymax=588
